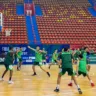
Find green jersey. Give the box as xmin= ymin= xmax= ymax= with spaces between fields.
xmin=17 ymin=50 xmax=23 ymax=59
xmin=69 ymin=50 xmax=73 ymax=54
xmin=42 ymin=53 xmax=46 ymax=60
xmin=35 ymin=50 xmax=42 ymax=62
xmin=60 ymin=52 xmax=73 ymax=69
xmin=81 ymin=49 xmax=84 ymax=55
xmin=81 ymin=50 xmax=87 ymax=61
xmin=79 ymin=59 xmax=87 ymax=73
xmin=14 ymin=53 xmax=17 ymax=58
xmin=52 ymin=53 xmax=58 ymax=61
xmin=83 ymin=52 xmax=87 ymax=61
xmin=74 ymin=50 xmax=81 ymax=59
xmin=4 ymin=51 xmax=14 ymax=65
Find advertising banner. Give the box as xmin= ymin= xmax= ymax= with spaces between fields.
xmin=0 ymin=44 xmax=70 ymax=64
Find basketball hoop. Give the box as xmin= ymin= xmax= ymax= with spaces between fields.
xmin=5 ymin=28 xmax=11 ymax=36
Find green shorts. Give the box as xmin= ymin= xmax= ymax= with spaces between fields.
xmin=4 ymin=64 xmax=13 ymax=70
xmin=59 ymin=68 xmax=75 ymax=76
xmin=17 ymin=58 xmax=22 ymax=62
xmin=52 ymin=59 xmax=57 ymax=63
xmin=33 ymin=61 xmax=43 ymax=66
xmin=78 ymin=71 xmax=87 ymax=77
xmin=42 ymin=59 xmax=46 ymax=61
xmin=19 ymin=58 xmax=22 ymax=62
xmin=42 ymin=57 xmax=46 ymax=60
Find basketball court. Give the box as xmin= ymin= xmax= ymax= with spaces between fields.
xmin=0 ymin=65 xmax=96 ymax=96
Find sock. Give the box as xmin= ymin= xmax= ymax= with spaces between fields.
xmin=34 ymin=72 xmax=36 ymax=74
xmin=9 ymin=77 xmax=12 ymax=81
xmin=90 ymin=80 xmax=93 ymax=83
xmin=1 ymin=76 xmax=3 ymax=78
xmin=56 ymin=85 xmax=60 ymax=89
xmin=76 ymin=85 xmax=80 ymax=89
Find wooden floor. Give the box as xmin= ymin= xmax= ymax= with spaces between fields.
xmin=0 ymin=65 xmax=96 ymax=96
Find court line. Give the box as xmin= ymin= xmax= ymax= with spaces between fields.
xmin=0 ymin=87 xmax=95 ymax=94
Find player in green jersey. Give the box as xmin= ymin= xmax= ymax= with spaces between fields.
xmin=68 ymin=48 xmax=73 ymax=54
xmin=54 ymin=48 xmax=82 ymax=94
xmin=48 ymin=49 xmax=59 ymax=69
xmin=68 ymin=47 xmax=90 ymax=86
xmin=81 ymin=47 xmax=90 ymax=71
xmin=73 ymin=48 xmax=81 ymax=64
xmin=28 ymin=46 xmax=50 ymax=77
xmin=58 ymin=48 xmax=64 ymax=68
xmin=42 ymin=48 xmax=47 ymax=65
xmin=58 ymin=48 xmax=64 ymax=57
xmin=14 ymin=48 xmax=18 ymax=64
xmin=0 ymin=46 xmax=15 ymax=84
xmin=68 ymin=54 xmax=94 ymax=87
xmin=17 ymin=47 xmax=23 ymax=71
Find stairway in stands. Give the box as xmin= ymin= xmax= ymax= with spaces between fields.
xmin=24 ymin=0 xmax=41 ymax=44
xmin=26 ymin=16 xmax=34 ymax=44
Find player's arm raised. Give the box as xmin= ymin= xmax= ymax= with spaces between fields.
xmin=40 ymin=50 xmax=47 ymax=54
xmin=16 ymin=49 xmax=21 ymax=56
xmin=53 ymin=53 xmax=56 ymax=60
xmin=28 ymin=46 xmax=36 ymax=52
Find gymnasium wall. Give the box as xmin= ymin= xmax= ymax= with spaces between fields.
xmin=0 ymin=44 xmax=69 ymax=64
xmin=0 ymin=44 xmax=96 ymax=64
